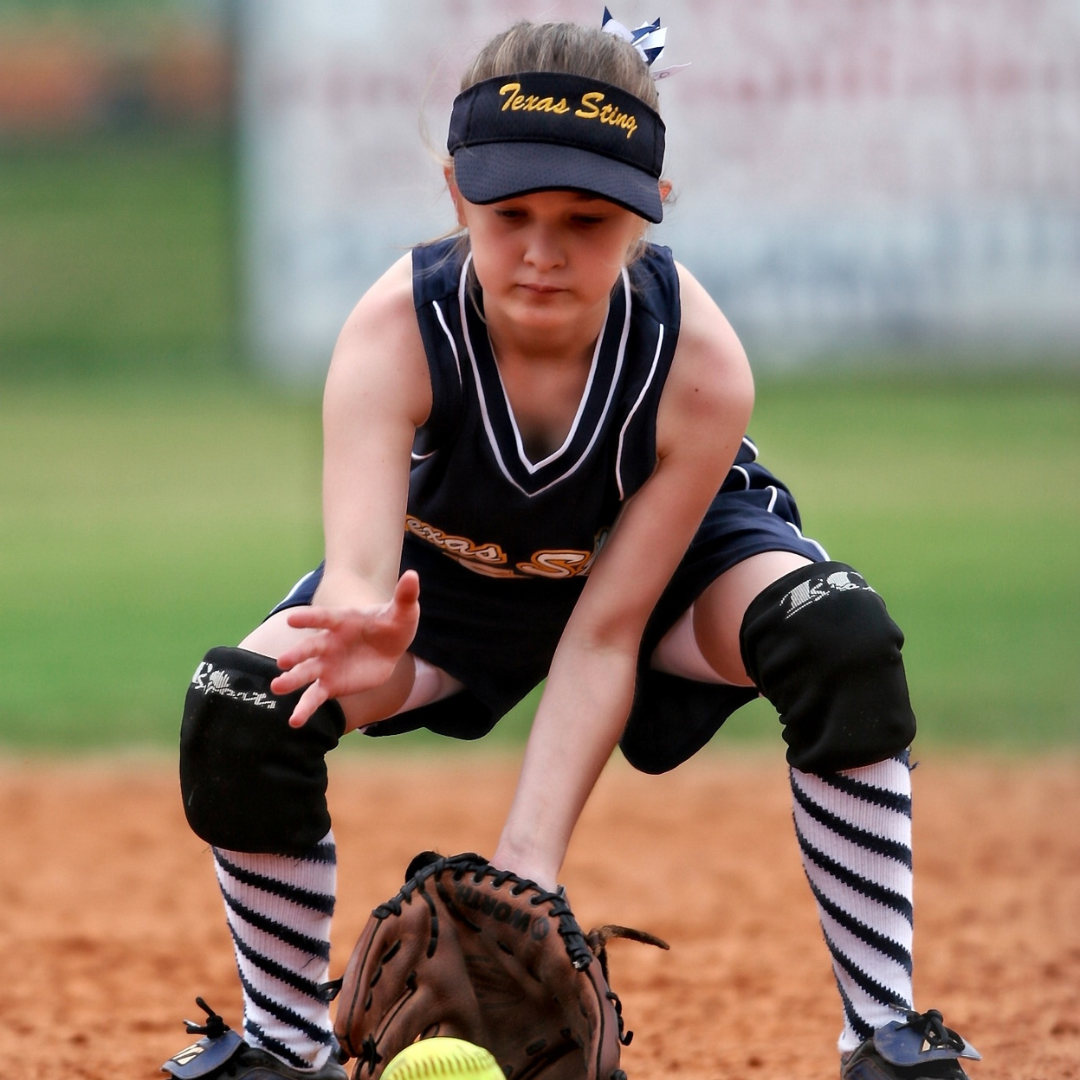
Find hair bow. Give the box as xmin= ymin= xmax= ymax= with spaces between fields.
xmin=601 ymin=7 xmax=690 ymax=79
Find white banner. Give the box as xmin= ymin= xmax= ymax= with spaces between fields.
xmin=237 ymin=0 xmax=1080 ymax=377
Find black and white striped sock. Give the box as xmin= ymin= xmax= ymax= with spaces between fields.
xmin=790 ymin=754 xmax=914 ymax=1055
xmin=212 ymin=832 xmax=337 ymax=1071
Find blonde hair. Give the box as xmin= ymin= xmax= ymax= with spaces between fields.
xmin=460 ymin=20 xmax=659 ymax=109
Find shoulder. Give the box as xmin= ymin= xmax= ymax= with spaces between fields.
xmin=656 ymin=261 xmax=754 ymax=457
xmin=326 ymin=253 xmax=431 ymax=429
xmin=339 ymin=237 xmax=463 ymax=335
xmin=342 ymin=252 xmax=415 ymax=332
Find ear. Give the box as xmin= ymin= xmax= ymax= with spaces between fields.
xmin=659 ymin=179 xmax=673 ymax=203
xmin=444 ymin=163 xmax=468 ymax=229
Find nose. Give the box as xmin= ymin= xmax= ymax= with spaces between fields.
xmin=522 ymin=222 xmax=565 ymax=272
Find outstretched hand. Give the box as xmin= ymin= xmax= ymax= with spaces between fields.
xmin=272 ymin=570 xmax=421 ymax=727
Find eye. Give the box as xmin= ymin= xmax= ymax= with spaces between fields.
xmin=572 ymin=214 xmax=607 ymax=226
xmin=494 ymin=208 xmax=527 ymax=221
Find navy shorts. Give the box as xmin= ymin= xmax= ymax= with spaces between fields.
xmin=269 ymin=438 xmax=826 ymax=771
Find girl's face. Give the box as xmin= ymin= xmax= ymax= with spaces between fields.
xmin=448 ymin=182 xmax=648 ymax=338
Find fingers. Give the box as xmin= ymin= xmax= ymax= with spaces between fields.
xmin=288 ymin=681 xmax=329 ymax=728
xmin=374 ymin=571 xmax=421 ymax=645
xmin=275 ymin=628 xmax=330 ymax=678
xmin=269 ymin=572 xmax=422 ymax=712
xmin=395 ymin=569 xmax=421 ymax=607
xmin=271 ymin=655 xmax=324 ymax=694
xmin=285 ymin=606 xmax=342 ymax=632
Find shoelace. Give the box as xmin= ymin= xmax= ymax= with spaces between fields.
xmin=895 ymin=1008 xmax=966 ymax=1053
xmin=183 ymin=997 xmax=231 ymax=1040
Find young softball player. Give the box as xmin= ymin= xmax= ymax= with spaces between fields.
xmin=168 ymin=15 xmax=979 ymax=1080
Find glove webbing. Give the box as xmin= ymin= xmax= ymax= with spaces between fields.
xmin=372 ymin=856 xmax=594 ymax=971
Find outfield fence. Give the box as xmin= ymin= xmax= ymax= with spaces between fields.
xmin=236 ymin=0 xmax=1080 ymax=377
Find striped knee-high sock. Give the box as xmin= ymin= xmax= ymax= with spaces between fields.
xmin=790 ymin=754 xmax=914 ymax=1055
xmin=212 ymin=832 xmax=337 ymax=1070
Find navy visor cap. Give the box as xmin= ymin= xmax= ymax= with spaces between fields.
xmin=448 ymin=72 xmax=666 ymax=223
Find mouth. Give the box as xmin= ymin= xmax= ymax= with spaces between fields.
xmin=517 ymin=283 xmax=565 ymax=295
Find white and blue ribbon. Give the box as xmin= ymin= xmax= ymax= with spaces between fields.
xmin=601 ymin=7 xmax=690 ymax=80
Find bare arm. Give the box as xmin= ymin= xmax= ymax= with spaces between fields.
xmin=492 ymin=264 xmax=755 ymax=888
xmin=271 ymin=254 xmax=432 ymax=724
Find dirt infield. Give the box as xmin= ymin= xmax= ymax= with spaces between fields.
xmin=1 ymin=749 xmax=1077 ymax=1080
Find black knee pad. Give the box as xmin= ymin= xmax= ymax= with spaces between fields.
xmin=739 ymin=562 xmax=916 ymax=772
xmin=180 ymin=646 xmax=345 ymax=855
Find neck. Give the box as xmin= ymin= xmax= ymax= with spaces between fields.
xmin=483 ymin=292 xmax=612 ymax=368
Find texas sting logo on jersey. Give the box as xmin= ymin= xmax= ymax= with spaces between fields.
xmin=405 ymin=515 xmax=609 ymax=580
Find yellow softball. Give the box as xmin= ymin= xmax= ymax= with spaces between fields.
xmin=381 ymin=1038 xmax=504 ymax=1080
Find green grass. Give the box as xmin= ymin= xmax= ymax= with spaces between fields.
xmin=0 ymin=374 xmax=1077 ymax=751
xmin=0 ymin=378 xmax=321 ymax=746
xmin=1 ymin=133 xmax=1076 ymax=752
xmin=739 ymin=375 xmax=1080 ymax=750
xmin=0 ymin=132 xmax=234 ymax=376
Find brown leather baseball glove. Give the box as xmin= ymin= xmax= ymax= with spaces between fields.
xmin=332 ymin=851 xmax=667 ymax=1080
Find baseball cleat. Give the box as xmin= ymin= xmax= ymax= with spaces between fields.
xmin=840 ymin=1008 xmax=980 ymax=1080
xmin=161 ymin=998 xmax=346 ymax=1080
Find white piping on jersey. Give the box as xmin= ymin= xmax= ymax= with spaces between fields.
xmin=278 ymin=567 xmax=321 ymax=606
xmin=411 ymin=301 xmax=463 ymax=460
xmin=741 ymin=436 xmax=759 ymax=460
xmin=504 ymin=307 xmax=607 ymax=474
xmin=457 ymin=260 xmax=520 ymax=493
xmin=431 ymin=300 xmax=463 ymax=388
xmin=457 ymin=255 xmax=633 ymax=498
xmin=614 ymin=323 xmax=664 ymax=501
xmin=785 ymin=519 xmax=830 ymax=560
xmin=732 ymin=465 xmax=751 ymax=490
xmin=739 ymin=457 xmax=828 ymax=560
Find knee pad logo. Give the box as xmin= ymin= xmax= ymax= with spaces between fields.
xmin=190 ymin=660 xmax=278 ymax=709
xmin=782 ymin=570 xmax=874 ymax=619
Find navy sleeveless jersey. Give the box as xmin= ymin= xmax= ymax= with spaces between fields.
xmin=270 ymin=239 xmax=827 ymax=757
xmin=407 ymin=237 xmax=680 ymax=577
xmin=398 ymin=238 xmax=681 ymax=712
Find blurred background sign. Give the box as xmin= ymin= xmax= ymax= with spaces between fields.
xmin=234 ymin=0 xmax=1080 ymax=378
xmin=2 ymin=0 xmax=1077 ymax=377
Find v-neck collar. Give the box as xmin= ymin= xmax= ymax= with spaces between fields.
xmin=458 ymin=255 xmax=632 ymax=498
